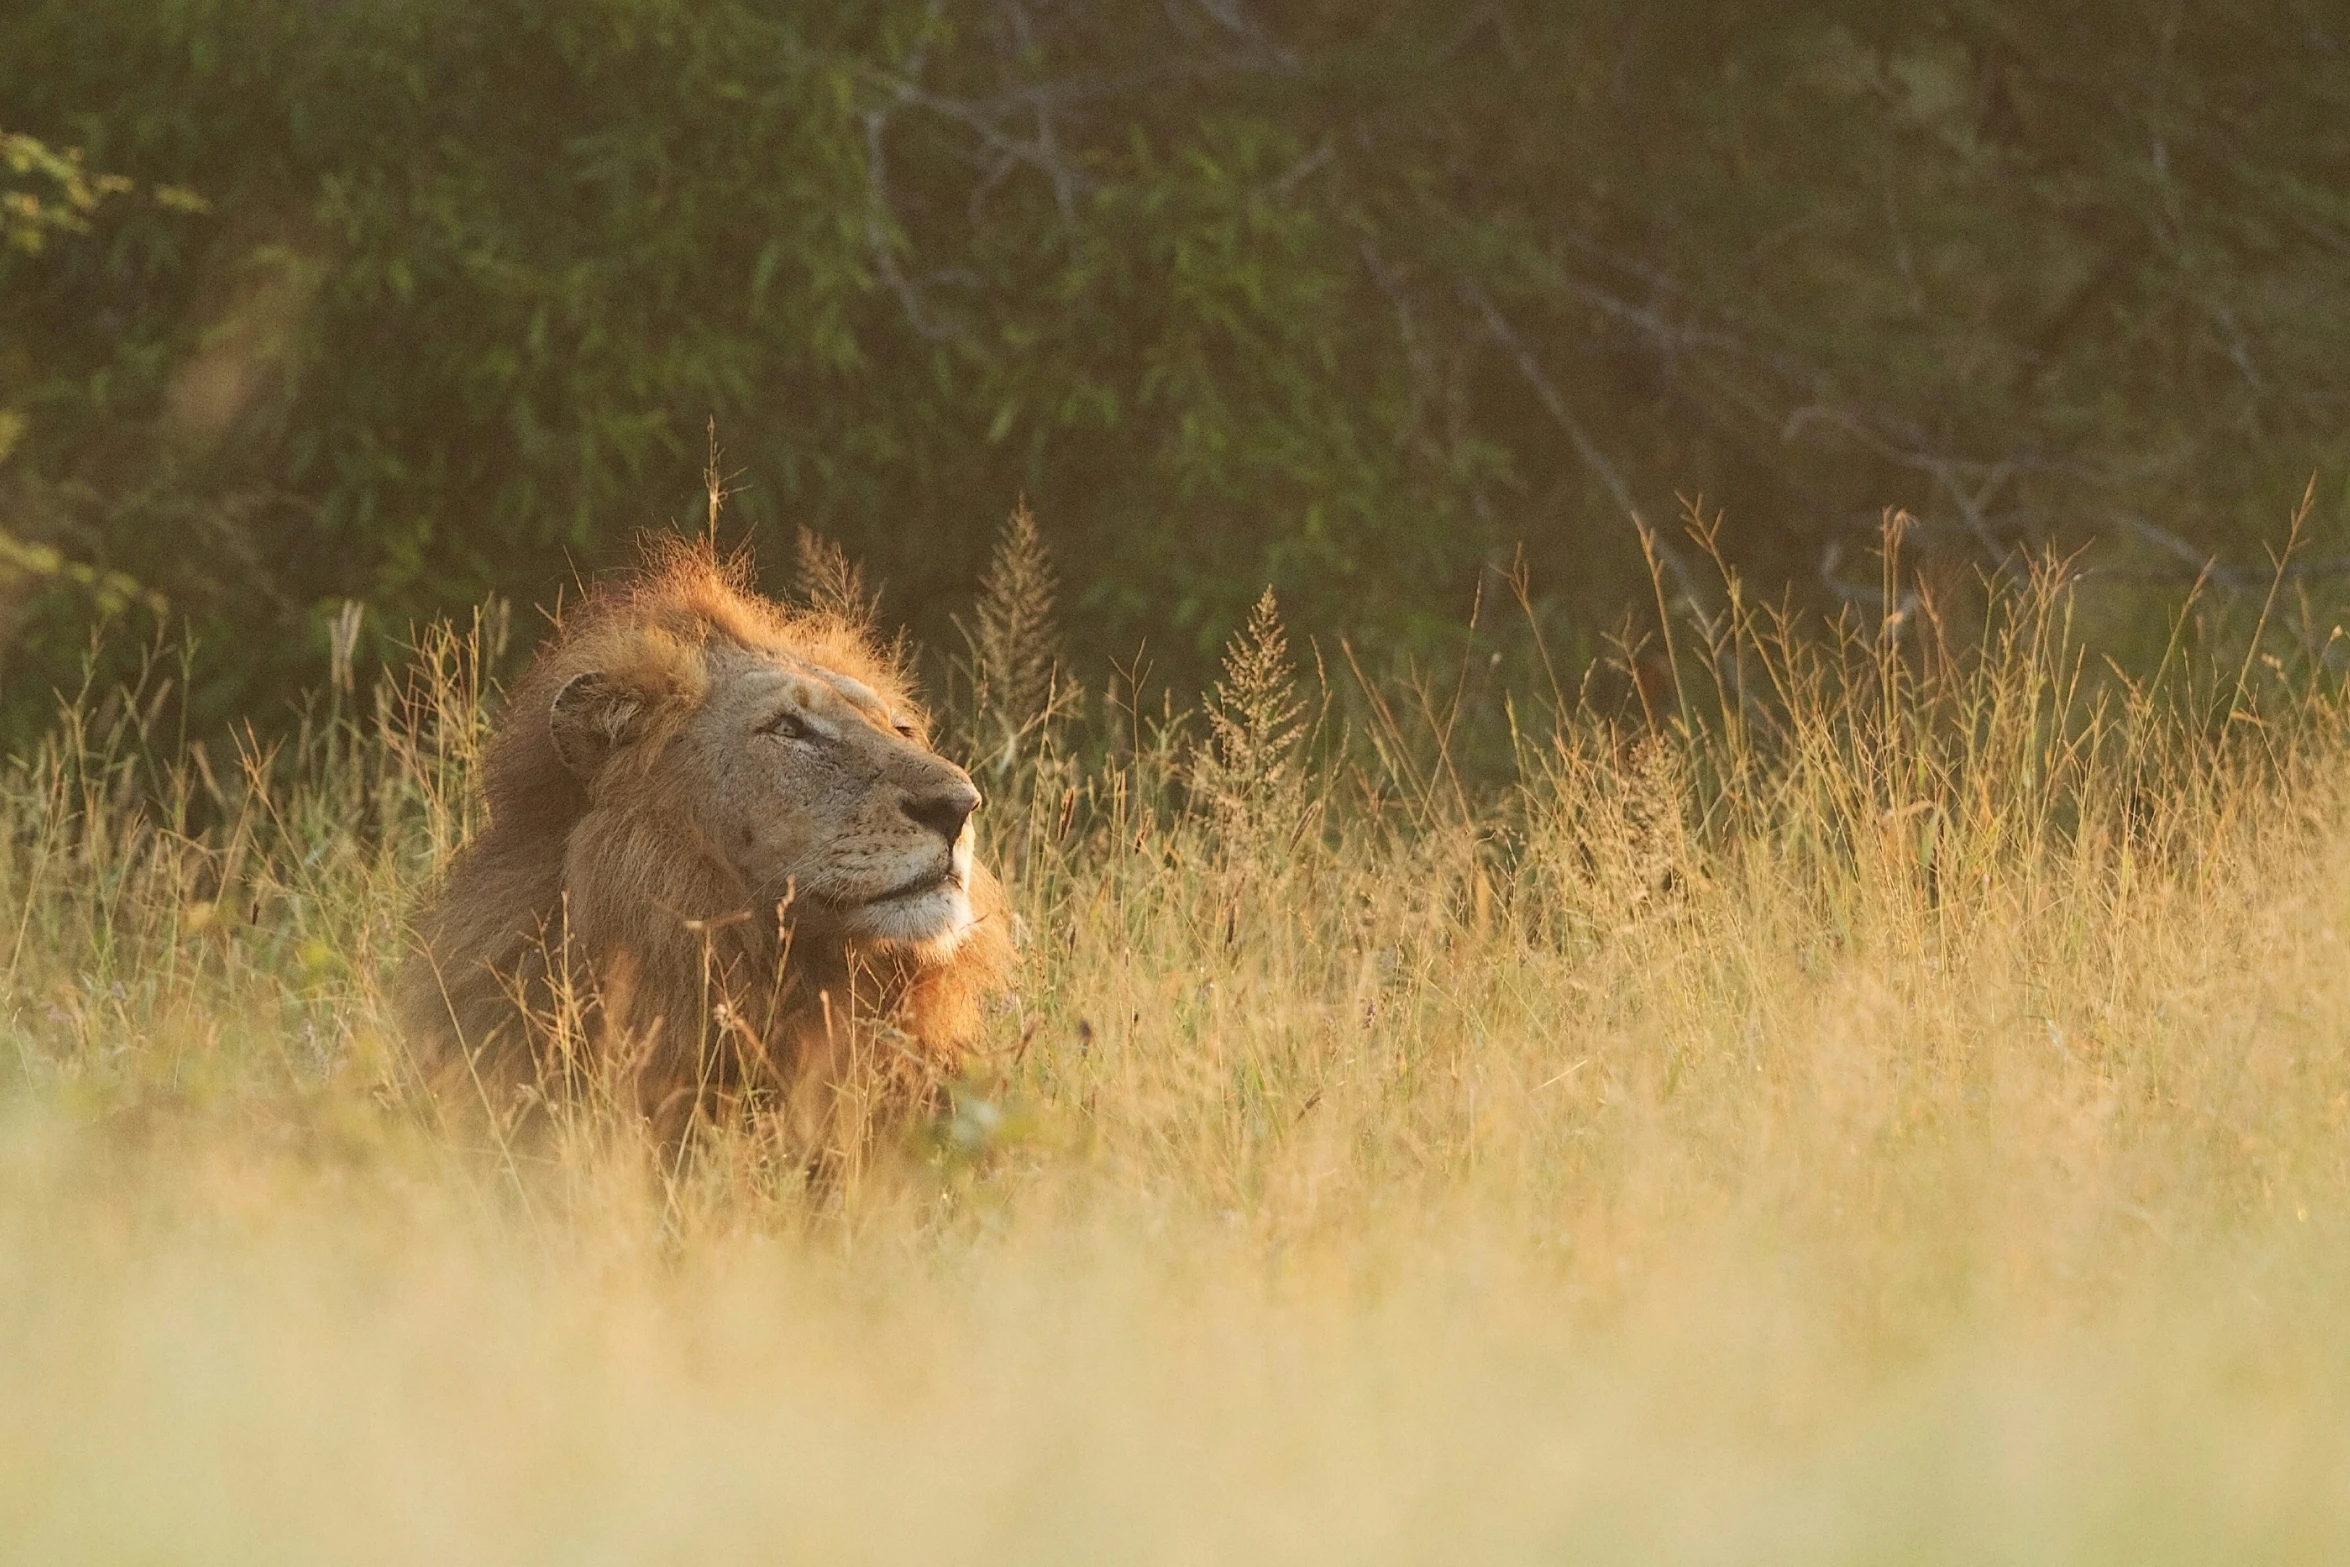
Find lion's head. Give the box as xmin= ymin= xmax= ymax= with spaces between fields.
xmin=551 ymin=635 xmax=984 ymax=953
xmin=401 ymin=541 xmax=1013 ymax=1144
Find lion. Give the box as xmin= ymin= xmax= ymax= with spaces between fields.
xmin=399 ymin=539 xmax=1013 ymax=1154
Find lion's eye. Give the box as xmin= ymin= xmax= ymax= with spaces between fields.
xmin=763 ymin=710 xmax=814 ymax=742
xmin=891 ymin=718 xmax=917 ymax=739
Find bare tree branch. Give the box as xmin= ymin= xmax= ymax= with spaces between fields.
xmin=1459 ymin=279 xmax=1707 ymax=612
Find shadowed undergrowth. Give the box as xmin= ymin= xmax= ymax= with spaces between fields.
xmin=5 ymin=518 xmax=2350 ymax=1563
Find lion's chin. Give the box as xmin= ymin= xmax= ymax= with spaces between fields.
xmin=848 ymin=883 xmax=975 ymax=956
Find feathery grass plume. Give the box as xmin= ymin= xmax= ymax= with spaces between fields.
xmin=957 ymin=501 xmax=1074 ymax=787
xmin=377 ymin=594 xmax=507 ymax=868
xmin=698 ymin=417 xmax=737 ymax=546
xmin=1195 ymin=587 xmax=1306 ymax=845
xmin=792 ymin=526 xmax=880 ymax=628
xmin=1614 ymin=732 xmax=1693 ymax=912
xmin=793 ymin=525 xmax=910 ymax=682
xmin=968 ymin=500 xmax=1063 ymax=740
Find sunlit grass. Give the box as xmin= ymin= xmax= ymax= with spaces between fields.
xmin=5 ymin=521 xmax=2350 ymax=1562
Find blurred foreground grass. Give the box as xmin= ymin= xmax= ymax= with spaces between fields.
xmin=5 ymin=526 xmax=2350 ymax=1563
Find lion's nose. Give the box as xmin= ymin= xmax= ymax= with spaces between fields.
xmin=902 ymin=777 xmax=981 ymax=847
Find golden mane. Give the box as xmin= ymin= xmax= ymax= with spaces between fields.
xmin=400 ymin=539 xmax=1013 ymax=1148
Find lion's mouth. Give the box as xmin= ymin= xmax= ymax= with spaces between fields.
xmin=869 ymin=865 xmax=961 ymax=904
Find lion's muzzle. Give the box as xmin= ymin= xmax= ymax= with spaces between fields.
xmin=899 ymin=774 xmax=980 ymax=850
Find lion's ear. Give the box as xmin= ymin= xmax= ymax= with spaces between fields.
xmin=549 ymin=671 xmax=647 ymax=782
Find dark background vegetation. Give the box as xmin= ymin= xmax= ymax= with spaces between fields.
xmin=3 ymin=0 xmax=2347 ymax=741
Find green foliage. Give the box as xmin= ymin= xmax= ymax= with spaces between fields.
xmin=2 ymin=132 xmax=132 ymax=257
xmin=1 ymin=129 xmax=196 ymax=664
xmin=2 ymin=1 xmax=2347 ymax=743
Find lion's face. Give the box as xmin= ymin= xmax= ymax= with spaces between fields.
xmin=552 ymin=641 xmax=982 ymax=953
xmin=684 ymin=645 xmax=981 ymax=949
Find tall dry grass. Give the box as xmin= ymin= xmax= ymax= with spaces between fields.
xmin=5 ymin=513 xmax=2350 ymax=1563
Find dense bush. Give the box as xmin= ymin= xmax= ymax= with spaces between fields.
xmin=3 ymin=0 xmax=2347 ymax=736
